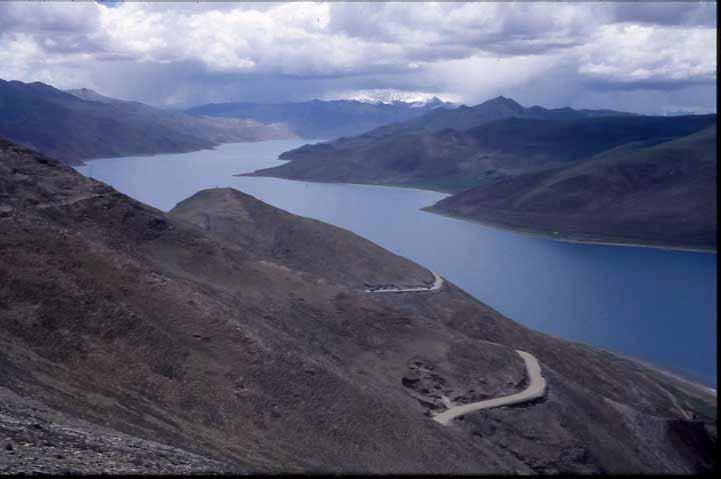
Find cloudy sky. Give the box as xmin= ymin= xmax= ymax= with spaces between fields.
xmin=0 ymin=1 xmax=716 ymax=113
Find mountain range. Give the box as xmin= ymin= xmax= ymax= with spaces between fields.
xmin=245 ymin=96 xmax=717 ymax=250
xmin=0 ymin=80 xmax=294 ymax=165
xmin=367 ymin=96 xmax=636 ymax=136
xmin=0 ymin=137 xmax=716 ymax=473
xmin=185 ymin=97 xmax=454 ymax=139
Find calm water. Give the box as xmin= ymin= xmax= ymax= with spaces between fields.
xmin=76 ymin=140 xmax=718 ymax=387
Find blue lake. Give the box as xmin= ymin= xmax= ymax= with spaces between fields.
xmin=75 ymin=140 xmax=718 ymax=387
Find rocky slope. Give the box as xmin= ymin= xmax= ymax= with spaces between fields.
xmin=0 ymin=386 xmax=237 ymax=475
xmin=427 ymin=126 xmax=717 ymax=251
xmin=185 ymin=97 xmax=454 ymax=139
xmin=0 ymin=80 xmax=293 ymax=165
xmin=0 ymin=138 xmax=716 ymax=473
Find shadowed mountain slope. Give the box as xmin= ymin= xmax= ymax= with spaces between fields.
xmin=0 ymin=80 xmax=293 ymax=165
xmin=0 ymin=138 xmax=716 ymax=473
xmin=65 ymin=88 xmax=125 ymax=104
xmin=427 ymin=125 xmax=717 ymax=251
xmin=246 ymin=104 xmax=715 ymax=193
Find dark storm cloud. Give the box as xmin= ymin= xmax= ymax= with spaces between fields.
xmin=610 ymin=1 xmax=717 ymax=27
xmin=0 ymin=2 xmax=107 ymax=54
xmin=327 ymin=2 xmax=596 ymax=58
xmin=580 ymin=77 xmax=717 ymax=93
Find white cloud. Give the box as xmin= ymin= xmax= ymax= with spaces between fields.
xmin=578 ymin=23 xmax=716 ymax=86
xmin=423 ymin=53 xmax=564 ymax=105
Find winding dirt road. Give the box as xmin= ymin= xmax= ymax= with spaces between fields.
xmin=366 ymin=271 xmax=444 ymax=293
xmin=431 ymin=350 xmax=547 ymax=425
xmin=363 ymin=271 xmax=547 ymax=423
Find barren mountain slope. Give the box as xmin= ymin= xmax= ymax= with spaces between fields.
xmin=0 ymin=138 xmax=716 ymax=474
xmin=428 ymin=126 xmax=717 ymax=251
xmin=0 ymin=80 xmax=293 ymax=165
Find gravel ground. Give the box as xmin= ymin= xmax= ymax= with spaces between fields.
xmin=0 ymin=388 xmax=239 ymax=475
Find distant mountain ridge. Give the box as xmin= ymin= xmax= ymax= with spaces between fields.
xmin=0 ymin=79 xmax=294 ymax=165
xmin=185 ymin=97 xmax=455 ymax=139
xmin=65 ymin=88 xmax=125 ymax=104
xmin=355 ymin=96 xmax=635 ymax=139
xmin=245 ymin=96 xmax=713 ymax=193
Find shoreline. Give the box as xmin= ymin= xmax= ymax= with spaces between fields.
xmin=422 ymin=206 xmax=717 ymax=255
xmin=76 ymin=137 xmax=301 ymax=166
xmin=607 ymin=349 xmax=717 ymax=398
xmin=236 ymin=172 xmax=456 ymax=195
xmin=240 ymin=172 xmax=716 ymax=255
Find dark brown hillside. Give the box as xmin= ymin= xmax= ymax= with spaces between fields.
xmin=428 ymin=126 xmax=717 ymax=251
xmin=0 ymin=138 xmax=716 ymax=473
xmin=169 ymin=188 xmax=431 ymax=288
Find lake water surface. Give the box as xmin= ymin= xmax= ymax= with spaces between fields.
xmin=75 ymin=140 xmax=718 ymax=387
